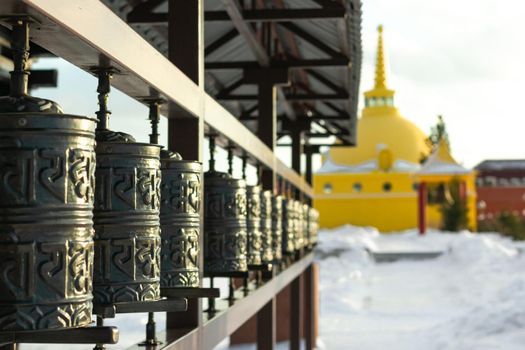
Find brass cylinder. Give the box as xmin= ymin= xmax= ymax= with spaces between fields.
xmin=246 ymin=185 xmax=262 ymax=266
xmin=93 ymin=134 xmax=162 ymax=304
xmin=204 ymin=171 xmax=247 ymax=273
xmin=159 ymin=151 xmax=201 ymax=288
xmin=259 ymin=190 xmax=274 ymax=264
xmin=309 ymin=207 xmax=319 ymax=246
xmin=0 ymin=113 xmax=97 ymax=330
xmin=302 ymin=203 xmax=310 ymax=249
xmin=293 ymin=200 xmax=304 ymax=251
xmin=282 ymin=198 xmax=295 ymax=255
xmin=271 ymin=195 xmax=283 ymax=261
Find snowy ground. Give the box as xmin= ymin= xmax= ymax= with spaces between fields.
xmin=25 ymin=226 xmax=525 ymax=350
xmin=316 ymin=225 xmax=525 ymax=350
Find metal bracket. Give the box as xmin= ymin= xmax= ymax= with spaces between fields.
xmin=0 ymin=326 xmax=118 ymax=345
xmin=93 ymin=298 xmax=188 ymax=319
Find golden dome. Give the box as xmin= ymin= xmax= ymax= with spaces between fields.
xmin=327 ymin=25 xmax=430 ymax=167
xmin=329 ymin=111 xmax=429 ymax=166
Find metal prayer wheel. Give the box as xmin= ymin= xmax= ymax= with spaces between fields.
xmin=259 ymin=190 xmax=274 ymax=264
xmin=204 ymin=171 xmax=248 ymax=273
xmin=293 ymin=200 xmax=304 ymax=251
xmin=0 ymin=21 xmax=96 ymax=331
xmin=282 ymin=198 xmax=296 ymax=255
xmin=271 ymin=195 xmax=283 ymax=262
xmin=93 ymin=132 xmax=161 ymax=304
xmin=302 ymin=203 xmax=311 ymax=249
xmin=309 ymin=208 xmax=320 ymax=247
xmin=246 ymin=185 xmax=262 ymax=266
xmin=159 ymin=151 xmax=201 ymax=288
xmin=0 ymin=113 xmax=97 ymax=330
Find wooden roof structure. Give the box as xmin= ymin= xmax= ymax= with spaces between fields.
xmin=103 ymin=0 xmax=363 ymax=146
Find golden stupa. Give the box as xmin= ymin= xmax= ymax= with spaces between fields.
xmin=314 ymin=26 xmax=477 ymax=232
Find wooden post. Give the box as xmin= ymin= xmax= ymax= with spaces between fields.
xmin=291 ymin=126 xmax=303 ymax=174
xmin=258 ymin=82 xmax=277 ymax=192
xmin=245 ymin=68 xmax=289 ymax=193
xmin=304 ymin=264 xmax=315 ymax=350
xmin=418 ymin=182 xmax=427 ymax=235
xmin=166 ymin=0 xmax=204 ymax=333
xmin=290 ymin=275 xmax=303 ymax=350
xmin=257 ymin=297 xmax=276 ymax=350
xmin=305 ymin=150 xmax=313 ymax=186
xmin=459 ymin=180 xmax=467 ymax=201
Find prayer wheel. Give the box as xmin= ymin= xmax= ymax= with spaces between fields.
xmin=271 ymin=195 xmax=283 ymax=262
xmin=0 ymin=20 xmax=96 ymax=330
xmin=159 ymin=151 xmax=201 ymax=288
xmin=302 ymin=203 xmax=310 ymax=249
xmin=293 ymin=200 xmax=304 ymax=251
xmin=309 ymin=207 xmax=320 ymax=247
xmin=93 ymin=132 xmax=162 ymax=303
xmin=204 ymin=171 xmax=248 ymax=274
xmin=92 ymin=71 xmax=162 ymax=304
xmin=246 ymin=185 xmax=262 ymax=266
xmin=259 ymin=190 xmax=274 ymax=264
xmin=282 ymin=198 xmax=296 ymax=255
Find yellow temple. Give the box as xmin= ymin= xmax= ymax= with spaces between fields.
xmin=313 ymin=25 xmax=477 ymax=232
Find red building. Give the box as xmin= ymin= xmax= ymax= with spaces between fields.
xmin=475 ymin=160 xmax=525 ymax=220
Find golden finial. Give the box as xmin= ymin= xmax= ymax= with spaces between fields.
xmin=374 ymin=24 xmax=387 ymax=90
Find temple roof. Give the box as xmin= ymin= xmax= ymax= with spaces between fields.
xmin=418 ymin=141 xmax=471 ymax=175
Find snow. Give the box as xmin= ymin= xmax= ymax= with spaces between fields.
xmin=316 ymin=225 xmax=525 ymax=350
xmin=316 ymin=155 xmax=420 ymax=174
xmin=24 ymin=226 xmax=525 ymax=350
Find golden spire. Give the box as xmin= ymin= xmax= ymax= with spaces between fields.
xmin=374 ymin=25 xmax=387 ymax=89
xmin=363 ymin=24 xmax=396 ymax=116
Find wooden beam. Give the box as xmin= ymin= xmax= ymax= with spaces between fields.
xmin=126 ymin=0 xmax=166 ymax=24
xmin=279 ymin=22 xmax=346 ymax=59
xmin=278 ymin=131 xmax=349 ymax=138
xmin=205 ymin=8 xmax=346 ymax=22
xmin=221 ymin=0 xmax=269 ymax=66
xmin=205 ymin=28 xmax=238 ymax=57
xmin=128 ymin=8 xmax=346 ymax=24
xmin=220 ymin=0 xmax=295 ymax=121
xmin=218 ymin=92 xmax=349 ymax=101
xmin=239 ymin=114 xmax=349 ymax=122
xmin=215 ymin=77 xmax=244 ymax=98
xmin=205 ymin=57 xmax=349 ymax=69
xmin=304 ymin=69 xmax=347 ymax=94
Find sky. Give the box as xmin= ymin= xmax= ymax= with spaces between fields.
xmin=359 ymin=0 xmax=525 ymax=167
xmin=30 ymin=0 xmax=525 ymax=172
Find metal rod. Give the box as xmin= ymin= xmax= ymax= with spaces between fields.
xmin=95 ymin=69 xmax=112 ymax=131
xmin=209 ymin=134 xmax=216 ymax=172
xmin=148 ymin=101 xmax=161 ymax=144
xmin=227 ymin=143 xmax=234 ymax=176
xmin=143 ymin=312 xmax=160 ymax=346
xmin=207 ymin=277 xmax=216 ymax=315
xmin=9 ymin=19 xmax=29 ymax=97
xmin=93 ymin=317 xmax=105 ymax=350
xmin=243 ymin=276 xmax=249 ymax=296
xmin=241 ymin=152 xmax=248 ymax=180
xmin=228 ymin=277 xmax=235 ymax=303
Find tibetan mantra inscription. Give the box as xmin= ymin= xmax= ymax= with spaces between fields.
xmin=259 ymin=190 xmax=274 ymax=264
xmin=93 ymin=132 xmax=162 ymax=304
xmin=204 ymin=171 xmax=248 ymax=274
xmin=159 ymin=151 xmax=201 ymax=288
xmin=246 ymin=185 xmax=262 ymax=266
xmin=271 ymin=195 xmax=283 ymax=262
xmin=0 ymin=114 xmax=97 ymax=330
